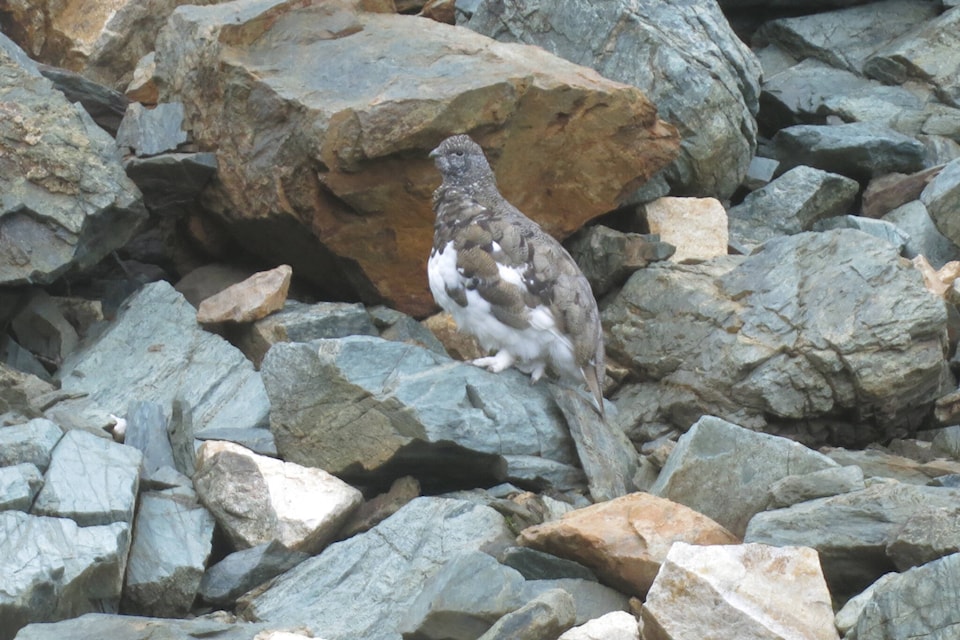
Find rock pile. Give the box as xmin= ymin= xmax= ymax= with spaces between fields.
xmin=2 ymin=0 xmax=960 ymax=639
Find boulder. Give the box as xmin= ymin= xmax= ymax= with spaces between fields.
xmin=642 ymin=197 xmax=728 ymax=262
xmin=199 ymin=540 xmax=310 ymax=606
xmin=0 ymin=463 xmax=43 ymax=511
xmin=0 ymin=418 xmax=63 ymax=471
xmin=649 ymin=416 xmax=838 ymax=537
xmin=726 ymin=165 xmax=859 ymax=251
xmin=261 ymin=336 xmax=581 ymax=492
xmin=240 ymin=497 xmax=515 ymax=640
xmin=196 ymin=264 xmax=293 ymax=324
xmin=745 ymin=481 xmax=960 ymax=596
xmin=123 ymin=151 xmax=217 ymax=218
xmin=54 ymin=281 xmax=271 ymax=437
xmin=885 ymin=201 xmax=960 ymax=269
xmin=14 ymin=613 xmax=300 ymax=640
xmin=766 ymin=465 xmax=866 ymax=509
xmin=154 ymin=0 xmax=679 ymax=316
xmin=843 ymin=553 xmax=960 ymax=640
xmin=812 ymin=216 xmax=909 ymax=254
xmin=465 ymin=0 xmax=760 ymax=199
xmin=922 ymin=158 xmax=960 ymax=246
xmin=34 ymin=63 xmax=129 ymax=135
xmin=32 ymin=429 xmax=142 ymax=527
xmin=556 ymin=612 xmax=639 ymax=640
xmin=604 ymin=230 xmax=951 ymax=444
xmin=121 ymin=491 xmax=216 ymax=617
xmin=863 ymin=165 xmax=945 ymax=218
xmin=10 ymin=290 xmax=79 ymax=371
xmin=0 ymin=512 xmax=130 ymax=640
xmin=564 ymin=226 xmax=674 ymax=297
xmin=0 ymin=34 xmax=147 ymax=286
xmin=193 ymin=440 xmax=362 ymax=553
xmin=477 ymin=589 xmax=576 ymax=640
xmin=499 ymin=547 xmax=597 ymax=583
xmin=641 ymin=542 xmax=838 ymax=640
xmin=517 ymin=491 xmax=739 ymax=597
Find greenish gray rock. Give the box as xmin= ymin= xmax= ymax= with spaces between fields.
xmin=14 ymin=612 xmax=296 ymax=640
xmin=0 ymin=34 xmax=147 ymax=287
xmin=767 ymin=465 xmax=865 ymax=509
xmin=726 ymin=165 xmax=859 ymax=250
xmin=845 ymin=553 xmax=960 ymax=640
xmin=35 ymin=63 xmax=129 ymax=136
xmin=0 ymin=512 xmax=130 ymax=640
xmin=199 ymin=540 xmax=310 ymax=606
xmin=524 ymin=579 xmax=630 ymax=626
xmin=931 ymin=425 xmax=960 ymax=459
xmin=883 ymin=200 xmax=960 ymax=269
xmin=499 ymin=547 xmax=598 ymax=583
xmin=123 ymin=152 xmax=217 ymax=219
xmin=0 ymin=463 xmax=43 ymax=511
xmin=745 ymin=481 xmax=960 ymax=597
xmin=650 ymin=416 xmax=838 ymax=536
xmin=242 ymin=497 xmax=515 ymax=640
xmin=0 ymin=418 xmax=63 ymax=471
xmin=466 ymin=0 xmax=761 ymax=199
xmin=477 ymin=589 xmax=576 ymax=640
xmin=368 ymin=305 xmax=448 ymax=355
xmin=115 ymin=102 xmax=188 ymax=157
xmin=55 ymin=281 xmax=271 ymax=438
xmin=772 ymin=122 xmax=926 ymax=182
xmin=812 ymin=216 xmax=909 ymax=254
xmin=261 ymin=336 xmax=579 ymax=492
xmin=32 ymin=429 xmax=142 ymax=527
xmin=122 ymin=491 xmax=215 ymax=617
xmin=124 ymin=401 xmax=177 ymax=484
xmin=565 ymin=226 xmax=674 ymax=297
xmin=922 ymin=158 xmax=960 ymax=247
xmin=605 ymin=230 xmax=950 ymax=444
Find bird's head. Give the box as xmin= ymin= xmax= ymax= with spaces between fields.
xmin=429 ymin=134 xmax=495 ymax=187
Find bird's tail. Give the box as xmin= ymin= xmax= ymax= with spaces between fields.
xmin=583 ymin=364 xmax=605 ymax=421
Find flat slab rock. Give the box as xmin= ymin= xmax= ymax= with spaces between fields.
xmin=14 ymin=612 xmax=305 ymax=640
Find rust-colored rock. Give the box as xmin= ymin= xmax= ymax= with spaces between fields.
xmin=197 ymin=264 xmax=293 ymax=324
xmin=422 ymin=312 xmax=484 ymax=361
xmin=154 ymin=0 xmax=679 ymax=316
xmin=862 ymin=165 xmax=945 ymax=218
xmin=517 ymin=492 xmax=739 ymax=597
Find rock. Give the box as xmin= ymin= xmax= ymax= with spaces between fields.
xmin=550 ymin=386 xmax=636 ymax=502
xmin=726 ymin=165 xmax=859 ymax=251
xmin=116 ymin=102 xmax=189 ymax=156
xmin=834 ymin=573 xmax=899 ymax=636
xmin=767 ymin=465 xmax=865 ymax=509
xmin=155 ymin=0 xmax=679 ymax=316
xmin=261 ymin=336 xmax=580 ymax=492
xmin=884 ymin=200 xmax=960 ymax=269
xmin=124 ymin=152 xmax=218 ymax=218
xmin=517 ymin=491 xmax=739 ymax=597
xmin=55 ymin=281 xmax=271 ymax=437
xmin=197 ymin=264 xmax=293 ymax=324
xmin=0 ymin=363 xmax=56 ymax=425
xmin=604 ymin=230 xmax=951 ymax=444
xmin=10 ymin=290 xmax=79 ymax=370
xmin=477 ymin=588 xmax=576 ymax=640
xmin=123 ymin=401 xmax=178 ymax=483
xmin=175 ymin=263 xmax=255 ymax=308
xmin=931 ymin=425 xmax=960 ymax=459
xmin=0 ymin=34 xmax=147 ymax=287
xmin=742 ymin=156 xmax=779 ymax=191
xmin=754 ymin=0 xmax=938 ymax=75
xmin=336 ymin=475 xmax=421 ymax=540
xmin=368 ymin=306 xmax=448 ymax=354
xmin=564 ymin=226 xmax=674 ymax=297
xmin=422 ymin=311 xmax=485 ymax=361
xmin=824 ymin=446 xmax=947 ymax=485
xmin=812 ymin=216 xmax=909 ymax=255
xmin=641 ymin=542 xmax=838 ymax=640
xmin=397 ymin=551 xmax=529 ymax=639
xmin=122 ymin=491 xmax=216 ymax=617
xmin=745 ymin=481 xmax=960 ymax=596
xmin=0 ymin=418 xmax=63 ymax=470
xmin=863 ymin=165 xmax=944 ymax=218
xmin=863 ymin=7 xmax=960 ymax=107
xmin=466 ymin=0 xmax=760 ymax=199
xmin=32 ymin=429 xmax=142 ymax=527
xmin=199 ymin=540 xmax=311 ymax=606
xmin=14 ymin=612 xmax=301 ymax=640
xmin=844 ymin=553 xmax=960 ymax=640
xmin=772 ymin=122 xmax=926 ymax=182
xmin=240 ymin=497 xmax=515 ymax=640
xmin=0 ymin=463 xmax=43 ymax=511
xmin=885 ymin=505 xmax=960 ymax=571
xmin=556 ymin=611 xmax=639 ymax=640
xmin=0 ymin=335 xmax=50 ymax=381
xmin=193 ymin=440 xmax=362 ymax=553
xmin=35 ymin=63 xmax=130 ymax=136
xmin=499 ymin=547 xmax=597 ymax=583
xmin=237 ymin=300 xmax=379 ymax=368
xmin=0 ymin=512 xmax=130 ymax=640
xmin=643 ymin=197 xmax=728 ymax=263
xmin=650 ymin=416 xmax=838 ymax=537
xmin=922 ymin=158 xmax=960 ymax=246
xmin=912 ymin=255 xmax=960 ymax=297
xmin=525 ymin=578 xmax=630 ymax=626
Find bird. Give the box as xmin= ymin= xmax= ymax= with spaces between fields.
xmin=427 ymin=134 xmax=606 ymax=417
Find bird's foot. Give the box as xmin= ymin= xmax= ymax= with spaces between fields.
xmin=471 ymin=351 xmax=515 ymax=373
xmin=528 ymin=363 xmax=546 ymax=385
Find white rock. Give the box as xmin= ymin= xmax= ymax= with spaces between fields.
xmin=557 ymin=611 xmax=640 ymax=640
xmin=642 ymin=542 xmax=839 ymax=640
xmin=644 ymin=197 xmax=729 ymax=263
xmin=193 ymin=441 xmax=362 ymax=553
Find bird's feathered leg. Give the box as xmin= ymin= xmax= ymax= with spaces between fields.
xmin=471 ymin=350 xmax=515 ymax=373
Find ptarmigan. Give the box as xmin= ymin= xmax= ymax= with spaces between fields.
xmin=428 ymin=134 xmax=605 ymax=416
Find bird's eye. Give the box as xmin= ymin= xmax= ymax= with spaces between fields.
xmin=454 ymin=151 xmax=464 ymax=157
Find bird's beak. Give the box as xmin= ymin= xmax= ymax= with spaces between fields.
xmin=429 ymin=147 xmax=440 ymax=159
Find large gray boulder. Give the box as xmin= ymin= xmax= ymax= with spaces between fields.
xmin=465 ymin=0 xmax=762 ymax=199
xmin=0 ymin=512 xmax=130 ymax=640
xmin=261 ymin=336 xmax=582 ymax=491
xmin=604 ymin=229 xmax=951 ymax=444
xmin=54 ymin=281 xmax=270 ymax=437
xmin=745 ymin=481 xmax=960 ymax=597
xmin=14 ymin=612 xmax=299 ymax=640
xmin=0 ymin=34 xmax=147 ymax=286
xmin=650 ymin=416 xmax=838 ymax=537
xmin=241 ymin=497 xmax=515 ymax=640
xmin=922 ymin=157 xmax=960 ymax=246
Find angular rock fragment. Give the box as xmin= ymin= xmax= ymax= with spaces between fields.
xmin=557 ymin=611 xmax=639 ymax=640
xmin=197 ymin=264 xmax=293 ymax=324
xmin=0 ymin=463 xmax=43 ymax=511
xmin=199 ymin=540 xmax=310 ymax=606
xmin=643 ymin=197 xmax=728 ymax=263
xmin=0 ymin=418 xmax=63 ymax=471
